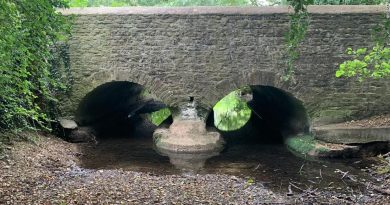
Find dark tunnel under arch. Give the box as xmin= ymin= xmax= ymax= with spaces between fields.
xmin=207 ymin=85 xmax=310 ymax=144
xmin=75 ymin=81 xmax=172 ymax=138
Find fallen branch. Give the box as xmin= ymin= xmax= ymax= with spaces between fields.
xmin=289 ymin=182 xmax=304 ymax=192
xmin=299 ymin=163 xmax=305 ymax=175
xmin=253 ymin=163 xmax=261 ymax=171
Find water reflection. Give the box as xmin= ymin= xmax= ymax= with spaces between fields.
xmin=155 ymin=148 xmax=220 ymax=171
xmin=79 ymin=137 xmax=376 ymax=193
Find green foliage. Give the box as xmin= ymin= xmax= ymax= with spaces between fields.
xmin=336 ymin=46 xmax=390 ymax=80
xmin=0 ymin=0 xmax=70 ymax=131
xmin=337 ymin=17 xmax=390 ymax=80
xmin=213 ymin=90 xmax=251 ymax=131
xmin=69 ymin=0 xmax=89 ymax=7
xmin=147 ymin=108 xmax=171 ymax=126
xmin=285 ymin=135 xmax=316 ymax=154
xmin=282 ymin=0 xmax=386 ymax=81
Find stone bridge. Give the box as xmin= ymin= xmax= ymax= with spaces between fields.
xmin=59 ymin=6 xmax=389 ymax=152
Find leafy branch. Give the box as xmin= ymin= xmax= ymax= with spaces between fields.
xmin=336 ymin=7 xmax=390 ymax=81
xmin=0 ymin=0 xmax=71 ymax=132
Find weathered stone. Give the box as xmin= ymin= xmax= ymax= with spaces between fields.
xmin=153 ymin=120 xmax=224 ymax=153
xmin=155 ymin=150 xmax=219 ymax=171
xmin=286 ymin=135 xmax=389 ymax=158
xmin=68 ymin=127 xmax=97 ymax=143
xmin=58 ymin=118 xmax=78 ymax=130
xmin=313 ymin=126 xmax=390 ymax=144
xmin=58 ymin=6 xmax=390 ymax=128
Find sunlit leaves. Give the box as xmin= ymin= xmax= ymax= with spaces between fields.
xmin=0 ymin=0 xmax=70 ymax=131
xmin=147 ymin=108 xmax=171 ymax=126
xmin=336 ymin=12 xmax=390 ymax=81
xmin=337 ymin=46 xmax=390 ymax=81
xmin=213 ymin=90 xmax=251 ymax=131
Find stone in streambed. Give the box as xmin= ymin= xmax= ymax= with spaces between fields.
xmin=58 ymin=118 xmax=78 ymax=130
xmin=68 ymin=127 xmax=97 ymax=143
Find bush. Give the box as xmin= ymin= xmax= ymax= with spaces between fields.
xmin=0 ymin=0 xmax=70 ymax=131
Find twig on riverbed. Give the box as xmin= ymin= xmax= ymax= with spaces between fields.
xmin=287 ymin=184 xmax=293 ymax=196
xmin=335 ymin=169 xmax=357 ymax=182
xmin=253 ymin=163 xmax=261 ymax=170
xmin=289 ymin=182 xmax=304 ymax=192
xmin=335 ymin=169 xmax=349 ymax=179
xmin=299 ymin=163 xmax=305 ymax=175
xmin=335 ymin=169 xmax=390 ymax=196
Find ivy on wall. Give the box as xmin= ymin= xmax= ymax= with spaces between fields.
xmin=283 ymin=0 xmax=313 ymax=81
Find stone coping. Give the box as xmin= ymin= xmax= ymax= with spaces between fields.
xmin=313 ymin=126 xmax=390 ymax=144
xmin=314 ymin=125 xmax=390 ymax=130
xmin=58 ymin=5 xmax=386 ymax=15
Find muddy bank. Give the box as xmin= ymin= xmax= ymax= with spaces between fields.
xmin=1 ymin=133 xmax=389 ymax=204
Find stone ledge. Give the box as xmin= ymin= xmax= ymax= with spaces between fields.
xmin=313 ymin=126 xmax=390 ymax=144
xmin=58 ymin=5 xmax=386 ymax=15
xmin=286 ymin=135 xmax=389 ymax=158
xmin=153 ymin=128 xmax=224 ymax=153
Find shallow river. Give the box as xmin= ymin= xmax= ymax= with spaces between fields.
xmin=80 ymin=137 xmax=377 ymax=193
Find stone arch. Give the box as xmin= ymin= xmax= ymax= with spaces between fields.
xmin=94 ymin=69 xmax=174 ymax=107
xmin=73 ymin=78 xmax=173 ymax=138
xmin=207 ymin=72 xmax=310 ymax=144
xmin=64 ymin=69 xmax=176 ymax=116
xmin=211 ymin=70 xmax=277 ymax=107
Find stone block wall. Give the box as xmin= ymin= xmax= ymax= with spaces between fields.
xmin=59 ymin=6 xmax=390 ymax=125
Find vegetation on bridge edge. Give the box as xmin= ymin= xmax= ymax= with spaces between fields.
xmin=0 ymin=0 xmax=389 ymax=137
xmin=0 ymin=0 xmax=71 ymax=133
xmin=336 ymin=15 xmax=390 ymax=81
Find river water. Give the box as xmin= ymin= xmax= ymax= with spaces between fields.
xmin=80 ymin=137 xmax=380 ymax=193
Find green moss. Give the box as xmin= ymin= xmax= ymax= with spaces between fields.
xmin=286 ymin=135 xmax=336 ymax=159
xmin=285 ymin=135 xmax=316 ymax=155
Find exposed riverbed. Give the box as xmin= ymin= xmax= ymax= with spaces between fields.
xmin=1 ymin=133 xmax=389 ymax=204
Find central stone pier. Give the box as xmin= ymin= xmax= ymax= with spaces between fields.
xmin=153 ymin=101 xmax=224 ymax=153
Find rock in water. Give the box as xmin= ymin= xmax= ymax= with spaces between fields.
xmin=59 ymin=118 xmax=78 ymax=130
xmin=68 ymin=127 xmax=97 ymax=143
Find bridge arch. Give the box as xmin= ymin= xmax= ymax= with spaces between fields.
xmin=61 ymin=6 xmax=390 ymax=128
xmin=211 ymin=70 xmax=278 ymax=108
xmin=75 ymin=80 xmax=172 ymax=138
xmin=79 ymin=69 xmax=175 ymax=106
xmin=207 ymin=82 xmax=310 ymax=144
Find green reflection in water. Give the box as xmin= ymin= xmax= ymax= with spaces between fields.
xmin=147 ymin=108 xmax=171 ymax=126
xmin=146 ymin=89 xmax=251 ymax=129
xmin=213 ymin=90 xmax=251 ymax=131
